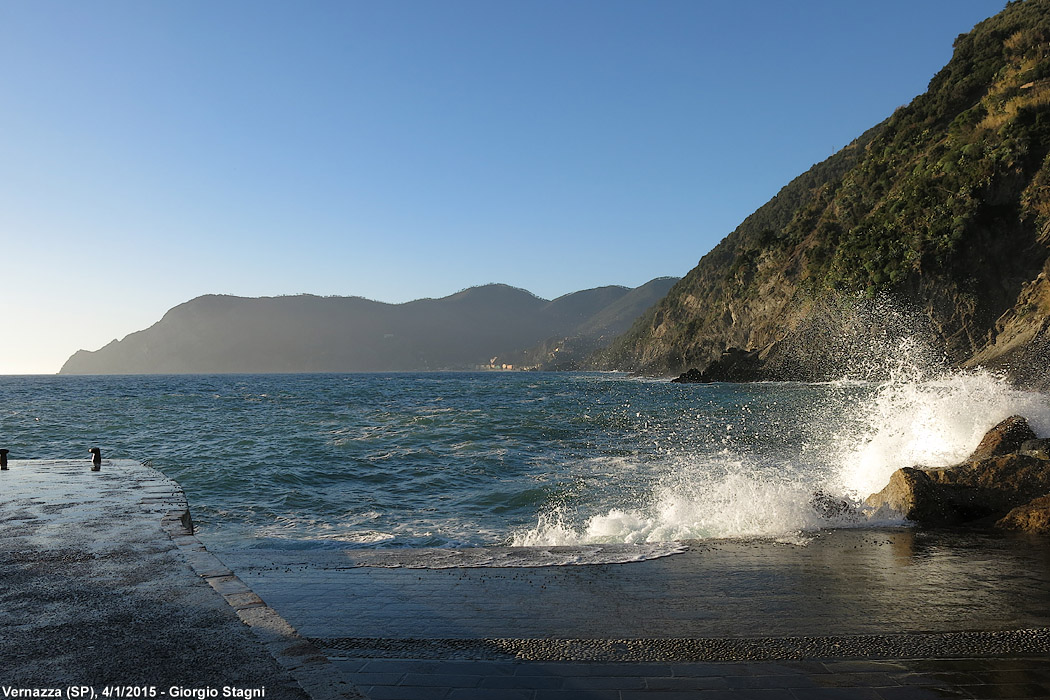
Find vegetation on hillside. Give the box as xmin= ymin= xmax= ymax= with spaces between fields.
xmin=601 ymin=0 xmax=1050 ymax=376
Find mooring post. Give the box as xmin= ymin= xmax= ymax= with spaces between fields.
xmin=0 ymin=449 xmax=8 ymax=470
xmin=89 ymin=447 xmax=101 ymax=471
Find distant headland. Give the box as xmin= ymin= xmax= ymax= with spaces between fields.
xmin=59 ymin=279 xmax=677 ymax=374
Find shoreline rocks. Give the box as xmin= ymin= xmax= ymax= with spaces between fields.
xmin=965 ymin=415 xmax=1036 ymax=461
xmin=672 ymin=348 xmax=762 ymax=383
xmin=998 ymin=494 xmax=1050 ymax=532
xmin=866 ymin=416 xmax=1050 ymax=533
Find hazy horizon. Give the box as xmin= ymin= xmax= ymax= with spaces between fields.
xmin=1 ymin=0 xmax=1008 ymax=374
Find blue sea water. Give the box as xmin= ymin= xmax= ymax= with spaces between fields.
xmin=2 ymin=371 xmax=1048 ymax=558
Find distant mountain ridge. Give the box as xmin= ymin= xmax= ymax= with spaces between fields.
xmin=59 ymin=278 xmax=678 ymax=374
xmin=598 ymin=0 xmax=1050 ymax=386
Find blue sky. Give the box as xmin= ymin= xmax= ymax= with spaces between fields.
xmin=1 ymin=0 xmax=1008 ymax=374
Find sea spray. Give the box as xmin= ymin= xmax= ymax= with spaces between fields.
xmin=511 ymin=471 xmax=828 ymax=545
xmin=515 ymin=364 xmax=1050 ymax=547
xmin=831 ymin=369 xmax=1050 ymax=500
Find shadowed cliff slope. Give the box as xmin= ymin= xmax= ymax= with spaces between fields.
xmin=60 ymin=280 xmax=676 ymax=374
xmin=599 ymin=0 xmax=1050 ymax=385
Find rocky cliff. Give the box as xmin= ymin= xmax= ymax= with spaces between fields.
xmin=600 ymin=0 xmax=1050 ymax=386
xmin=59 ymin=280 xmax=675 ymax=374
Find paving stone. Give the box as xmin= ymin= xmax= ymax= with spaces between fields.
xmin=446 ymin=689 xmax=532 ymax=700
xmin=560 ymin=675 xmax=647 ymax=690
xmin=644 ymin=675 xmax=730 ymax=690
xmin=478 ymin=674 xmax=562 ymax=689
xmin=361 ymin=660 xmax=456 ymax=675
xmin=513 ymin=662 xmax=605 ymax=676
xmin=970 ymin=669 xmax=1050 ymax=684
xmin=788 ymin=689 xmax=885 ymax=700
xmin=206 ymin=574 xmax=254 ymax=595
xmin=874 ymin=687 xmax=972 ymax=699
xmin=357 ymin=686 xmax=450 ymax=700
xmin=182 ymin=549 xmax=235 ymax=577
xmin=400 ymin=673 xmax=483 ymax=688
xmin=224 ymin=591 xmax=266 ymax=610
xmin=533 ymin=691 xmax=619 ymax=700
xmin=812 ymin=672 xmax=902 ymax=688
xmin=581 ymin=662 xmax=676 ymax=676
xmin=956 ymin=683 xmax=1050 ymax=698
xmin=327 ymin=659 xmax=369 ymax=674
xmin=892 ymin=671 xmax=984 ymax=686
xmin=623 ymin=692 xmax=717 ymax=700
xmin=666 ymin=690 xmax=796 ymax=699
xmin=347 ymin=672 xmax=409 ymax=686
xmin=824 ymin=661 xmax=913 ymax=674
xmin=726 ymin=674 xmax=823 ymax=689
xmin=671 ymin=662 xmax=753 ymax=677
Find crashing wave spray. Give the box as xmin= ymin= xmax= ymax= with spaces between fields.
xmin=512 ymin=462 xmax=829 ymax=546
xmin=516 ymin=297 xmax=1050 ymax=546
xmin=832 ymin=367 xmax=1050 ymax=499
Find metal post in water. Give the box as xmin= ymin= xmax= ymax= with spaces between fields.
xmin=0 ymin=449 xmax=8 ymax=470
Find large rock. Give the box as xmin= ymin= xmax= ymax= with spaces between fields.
xmin=866 ymin=467 xmax=951 ymax=524
xmin=997 ymin=495 xmax=1050 ymax=534
xmin=866 ymin=417 xmax=1050 ymax=527
xmin=966 ymin=415 xmax=1037 ymax=461
xmin=671 ymin=348 xmax=762 ymax=383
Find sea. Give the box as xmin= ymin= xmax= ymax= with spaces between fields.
xmin=2 ymin=367 xmax=1049 ymax=564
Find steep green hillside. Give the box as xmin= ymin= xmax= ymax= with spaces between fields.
xmin=602 ymin=0 xmax=1050 ymax=382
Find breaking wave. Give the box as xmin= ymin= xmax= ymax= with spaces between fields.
xmin=514 ymin=360 xmax=1050 ymax=547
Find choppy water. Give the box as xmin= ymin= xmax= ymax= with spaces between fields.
xmin=1 ymin=369 xmax=1048 ymax=560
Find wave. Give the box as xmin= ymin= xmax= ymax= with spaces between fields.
xmin=831 ymin=369 xmax=1050 ymax=498
xmin=514 ymin=365 xmax=1050 ymax=547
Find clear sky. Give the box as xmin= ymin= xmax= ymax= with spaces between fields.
xmin=1 ymin=0 xmax=1008 ymax=374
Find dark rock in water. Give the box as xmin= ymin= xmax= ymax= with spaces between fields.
xmin=671 ymin=348 xmax=762 ymax=383
xmin=966 ymin=415 xmax=1036 ymax=461
xmin=1021 ymin=438 xmax=1050 ymax=460
xmin=810 ymin=491 xmax=860 ymax=523
xmin=866 ymin=417 xmax=1050 ymax=528
xmin=997 ymin=495 xmax=1050 ymax=534
xmin=671 ymin=368 xmax=706 ymax=383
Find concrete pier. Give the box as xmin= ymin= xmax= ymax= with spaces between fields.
xmin=0 ymin=459 xmax=359 ymax=700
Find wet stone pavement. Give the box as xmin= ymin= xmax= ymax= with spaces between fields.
xmin=0 ymin=460 xmax=358 ymax=700
xmin=216 ymin=530 xmax=1050 ymax=699
xmin=4 ymin=459 xmax=1048 ymax=699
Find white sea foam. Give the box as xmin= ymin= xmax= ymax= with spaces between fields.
xmin=515 ymin=362 xmax=1050 ymax=547
xmin=831 ymin=369 xmax=1050 ymax=499
xmin=511 ymin=472 xmax=828 ymax=546
xmin=331 ymin=543 xmax=688 ymax=568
